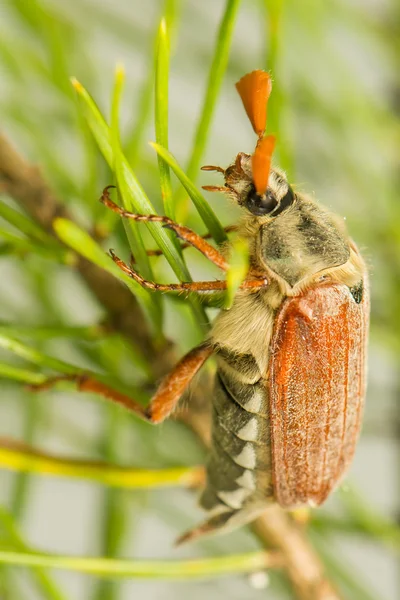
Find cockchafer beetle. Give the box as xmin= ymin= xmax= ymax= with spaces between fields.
xmin=36 ymin=70 xmax=369 ymax=543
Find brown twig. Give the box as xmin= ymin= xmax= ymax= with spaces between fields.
xmin=0 ymin=133 xmax=173 ymax=378
xmin=0 ymin=132 xmax=341 ymax=600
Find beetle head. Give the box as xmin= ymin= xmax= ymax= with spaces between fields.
xmin=224 ymin=154 xmax=295 ymax=218
xmin=202 ymin=70 xmax=295 ymax=219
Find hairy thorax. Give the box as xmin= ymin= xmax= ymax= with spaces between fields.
xmin=210 ymin=192 xmax=365 ymax=375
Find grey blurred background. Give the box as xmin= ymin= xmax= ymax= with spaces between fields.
xmin=0 ymin=0 xmax=399 ymax=598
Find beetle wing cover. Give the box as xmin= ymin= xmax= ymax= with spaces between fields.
xmin=235 ymin=70 xmax=272 ymax=137
xmin=269 ymin=282 xmax=369 ymax=508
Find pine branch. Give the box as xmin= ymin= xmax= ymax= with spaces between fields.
xmin=0 ymin=133 xmax=172 ymax=377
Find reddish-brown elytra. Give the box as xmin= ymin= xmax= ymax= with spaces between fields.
xmin=269 ymin=280 xmax=369 ymax=508
xmin=34 ymin=70 xmax=369 ymax=544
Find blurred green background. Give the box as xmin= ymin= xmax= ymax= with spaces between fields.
xmin=0 ymin=0 xmax=399 ymax=599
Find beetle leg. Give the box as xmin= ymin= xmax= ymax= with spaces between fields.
xmin=146 ymin=225 xmax=237 ymax=257
xmin=109 ymin=249 xmax=268 ymax=294
xmin=100 ymin=186 xmax=228 ymax=271
xmin=29 ymin=343 xmax=213 ymax=424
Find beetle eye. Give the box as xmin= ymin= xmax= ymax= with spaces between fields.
xmin=244 ymin=185 xmax=295 ymax=216
xmin=244 ymin=187 xmax=277 ymax=216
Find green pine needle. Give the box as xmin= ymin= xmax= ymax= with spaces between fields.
xmin=154 ymin=18 xmax=174 ymax=219
xmin=174 ymin=0 xmax=242 ymax=219
xmin=0 ymin=548 xmax=273 ymax=581
xmin=71 ymin=76 xmax=209 ymax=332
xmin=150 ymin=143 xmax=227 ymax=245
xmin=225 ymin=238 xmax=249 ymax=308
xmin=0 ymin=443 xmax=204 ymax=490
xmin=0 ymin=508 xmax=67 ymax=600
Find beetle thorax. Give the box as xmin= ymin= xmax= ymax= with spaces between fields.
xmin=223 ymin=156 xmax=360 ymax=294
xmin=255 ymin=196 xmax=352 ymax=292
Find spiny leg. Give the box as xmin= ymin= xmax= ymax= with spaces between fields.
xmin=146 ymin=225 xmax=238 ymax=258
xmin=109 ymin=249 xmax=268 ymax=294
xmin=100 ymin=186 xmax=228 ymax=271
xmin=29 ymin=343 xmax=214 ymax=424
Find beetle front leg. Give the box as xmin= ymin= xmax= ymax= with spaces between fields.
xmin=100 ymin=186 xmax=228 ymax=271
xmin=109 ymin=250 xmax=268 ymax=294
xmin=29 ymin=343 xmax=214 ymax=424
xmin=145 ymin=225 xmax=237 ymax=258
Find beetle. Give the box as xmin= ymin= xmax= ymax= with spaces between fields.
xmin=38 ymin=70 xmax=369 ymax=544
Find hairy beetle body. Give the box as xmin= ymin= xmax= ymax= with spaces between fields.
xmin=36 ymin=70 xmax=369 ymax=546
xmin=192 ymin=175 xmax=369 ymax=537
xmin=89 ymin=70 xmax=370 ymax=545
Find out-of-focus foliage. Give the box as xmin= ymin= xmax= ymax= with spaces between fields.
xmin=0 ymin=1 xmax=399 ymax=599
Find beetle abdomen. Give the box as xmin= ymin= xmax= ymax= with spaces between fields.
xmin=199 ymin=350 xmax=274 ymax=530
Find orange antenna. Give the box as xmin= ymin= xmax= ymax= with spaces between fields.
xmin=252 ymin=135 xmax=276 ymax=196
xmin=235 ymin=70 xmax=272 ymax=138
xmin=236 ymin=70 xmax=275 ymax=195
